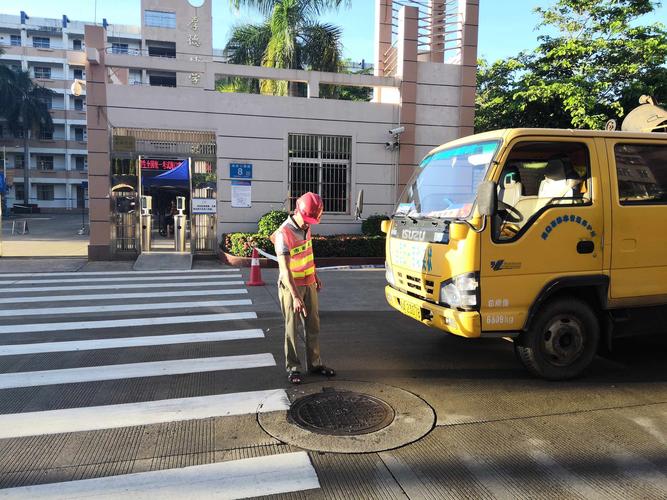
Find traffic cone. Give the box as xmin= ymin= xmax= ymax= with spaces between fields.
xmin=247 ymin=247 xmax=265 ymax=286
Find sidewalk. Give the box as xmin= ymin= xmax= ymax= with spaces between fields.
xmin=1 ymin=214 xmax=88 ymax=257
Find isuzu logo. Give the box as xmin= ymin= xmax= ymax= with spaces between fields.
xmin=401 ymin=229 xmax=426 ymax=241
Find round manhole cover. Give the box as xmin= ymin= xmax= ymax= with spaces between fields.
xmin=288 ymin=390 xmax=395 ymax=436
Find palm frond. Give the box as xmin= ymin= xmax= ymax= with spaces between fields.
xmin=225 ymin=22 xmax=272 ymax=66
xmin=299 ymin=22 xmax=343 ymax=72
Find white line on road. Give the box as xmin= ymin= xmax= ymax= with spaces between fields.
xmin=0 ymin=288 xmax=248 ymax=305
xmin=0 ymin=329 xmax=265 ymax=356
xmin=0 ymin=269 xmax=239 ymax=278
xmin=0 ymin=388 xmax=286 ymax=439
xmin=0 ymin=353 xmax=275 ymax=389
xmin=0 ymin=299 xmax=252 ymax=318
xmin=0 ymin=312 xmax=257 ymax=335
xmin=0 ymin=281 xmax=245 ymax=293
xmin=0 ymin=275 xmax=242 ymax=285
xmin=0 ymin=452 xmax=320 ymax=500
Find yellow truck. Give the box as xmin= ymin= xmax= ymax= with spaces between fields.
xmin=382 ymin=99 xmax=667 ymax=380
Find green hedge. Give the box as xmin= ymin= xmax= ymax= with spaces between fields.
xmin=362 ymin=214 xmax=390 ymax=236
xmin=222 ymin=233 xmax=385 ymax=258
xmin=257 ymin=210 xmax=289 ymax=237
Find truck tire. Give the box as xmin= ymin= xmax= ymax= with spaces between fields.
xmin=515 ymin=298 xmax=599 ymax=380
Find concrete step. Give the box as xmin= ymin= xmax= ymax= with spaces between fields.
xmin=133 ymin=251 xmax=192 ymax=271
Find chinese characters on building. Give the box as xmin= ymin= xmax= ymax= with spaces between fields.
xmin=187 ymin=15 xmax=202 ymax=85
xmin=141 ymin=159 xmax=181 ymax=170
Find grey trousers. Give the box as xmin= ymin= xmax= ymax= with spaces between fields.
xmin=278 ymin=281 xmax=322 ymax=373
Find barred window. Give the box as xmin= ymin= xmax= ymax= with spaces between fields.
xmin=288 ymin=134 xmax=351 ymax=213
xmin=32 ymin=37 xmax=50 ymax=49
xmin=37 ymin=155 xmax=54 ymax=170
xmin=36 ymin=184 xmax=54 ymax=201
xmin=34 ymin=66 xmax=51 ymax=79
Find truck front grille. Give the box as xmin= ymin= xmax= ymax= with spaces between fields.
xmin=397 ymin=272 xmax=435 ymax=298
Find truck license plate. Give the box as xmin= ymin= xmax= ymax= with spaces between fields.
xmin=400 ymin=300 xmax=422 ymax=321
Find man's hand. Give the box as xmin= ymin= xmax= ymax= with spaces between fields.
xmin=293 ymin=295 xmax=307 ymax=317
xmin=315 ymin=274 xmax=323 ymax=291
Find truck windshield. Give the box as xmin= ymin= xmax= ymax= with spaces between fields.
xmin=395 ymin=140 xmax=500 ymax=219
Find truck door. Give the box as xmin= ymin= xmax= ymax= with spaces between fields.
xmin=481 ymin=137 xmax=605 ymax=332
xmin=606 ymin=139 xmax=667 ymax=302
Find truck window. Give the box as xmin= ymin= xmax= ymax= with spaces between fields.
xmin=494 ymin=141 xmax=591 ymax=241
xmin=614 ymin=144 xmax=667 ymax=205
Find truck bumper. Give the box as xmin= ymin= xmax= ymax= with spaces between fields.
xmin=385 ymin=285 xmax=481 ymax=338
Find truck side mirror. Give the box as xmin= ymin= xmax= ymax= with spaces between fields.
xmin=477 ymin=181 xmax=497 ymax=217
xmin=355 ymin=189 xmax=364 ymax=220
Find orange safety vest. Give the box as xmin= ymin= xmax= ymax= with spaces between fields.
xmin=270 ymin=223 xmax=316 ymax=287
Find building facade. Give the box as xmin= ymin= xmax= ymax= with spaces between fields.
xmin=2 ymin=0 xmax=478 ymax=259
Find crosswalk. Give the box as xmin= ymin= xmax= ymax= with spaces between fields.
xmin=0 ymin=267 xmax=320 ymax=498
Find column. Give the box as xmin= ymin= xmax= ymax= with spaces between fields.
xmin=84 ymin=25 xmax=112 ymax=260
xmin=397 ymin=6 xmax=419 ymax=193
xmin=429 ymin=0 xmax=445 ymax=63
xmin=458 ymin=0 xmax=478 ymax=137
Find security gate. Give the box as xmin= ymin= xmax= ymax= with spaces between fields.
xmin=110 ymin=128 xmax=217 ymax=258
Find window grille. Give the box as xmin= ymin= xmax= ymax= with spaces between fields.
xmin=75 ymin=156 xmax=87 ymax=171
xmin=144 ymin=10 xmax=177 ymax=29
xmin=34 ymin=66 xmax=51 ymax=79
xmin=36 ymin=184 xmax=54 ymax=201
xmin=15 ymin=154 xmax=24 ymax=169
xmin=32 ymin=37 xmax=50 ymax=49
xmin=72 ymin=39 xmax=82 ymax=50
xmin=288 ymin=134 xmax=351 ymax=214
xmin=37 ymin=155 xmax=54 ymax=170
xmin=74 ymin=98 xmax=84 ymax=111
xmin=111 ymin=43 xmax=129 ymax=54
xmin=39 ymin=128 xmax=53 ymax=140
xmin=10 ymin=35 xmax=21 ymax=46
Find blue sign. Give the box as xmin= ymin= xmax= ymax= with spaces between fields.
xmin=230 ymin=163 xmax=252 ymax=179
xmin=0 ymin=174 xmax=5 ymax=194
xmin=81 ymin=181 xmax=88 ymax=189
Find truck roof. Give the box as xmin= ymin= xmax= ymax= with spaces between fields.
xmin=427 ymin=128 xmax=667 ymax=158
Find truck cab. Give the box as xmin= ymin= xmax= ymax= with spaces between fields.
xmin=383 ymin=103 xmax=667 ymax=379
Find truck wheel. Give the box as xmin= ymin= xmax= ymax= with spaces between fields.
xmin=515 ymin=298 xmax=599 ymax=380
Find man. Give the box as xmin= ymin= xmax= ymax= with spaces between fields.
xmin=271 ymin=192 xmax=335 ymax=384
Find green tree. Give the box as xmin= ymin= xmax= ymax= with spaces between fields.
xmin=475 ymin=0 xmax=667 ymax=132
xmin=0 ymin=69 xmax=54 ymax=205
xmin=225 ymin=0 xmax=346 ymax=96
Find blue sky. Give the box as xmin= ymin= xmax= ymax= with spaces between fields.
xmin=3 ymin=0 xmax=667 ymax=63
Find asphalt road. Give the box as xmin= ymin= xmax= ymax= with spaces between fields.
xmin=0 ymin=261 xmax=664 ymax=499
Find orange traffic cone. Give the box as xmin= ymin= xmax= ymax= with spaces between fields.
xmin=247 ymin=247 xmax=265 ymax=286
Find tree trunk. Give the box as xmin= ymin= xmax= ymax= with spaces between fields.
xmin=22 ymin=126 xmax=29 ymax=207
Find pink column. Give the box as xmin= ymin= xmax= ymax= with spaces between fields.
xmin=429 ymin=0 xmax=445 ymax=63
xmin=397 ymin=6 xmax=419 ymax=192
xmin=84 ymin=25 xmax=112 ymax=260
xmin=374 ymin=0 xmax=393 ymax=77
xmin=458 ymin=0 xmax=478 ymax=137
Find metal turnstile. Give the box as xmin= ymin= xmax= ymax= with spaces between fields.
xmin=140 ymin=195 xmax=152 ymax=252
xmin=174 ymin=196 xmax=186 ymax=252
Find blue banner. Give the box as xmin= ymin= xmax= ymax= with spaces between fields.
xmin=0 ymin=174 xmax=5 ymax=194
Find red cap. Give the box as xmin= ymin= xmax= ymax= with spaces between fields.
xmin=296 ymin=192 xmax=323 ymax=224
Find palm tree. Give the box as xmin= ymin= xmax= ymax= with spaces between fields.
xmin=225 ymin=0 xmax=346 ymax=96
xmin=1 ymin=69 xmax=54 ymax=205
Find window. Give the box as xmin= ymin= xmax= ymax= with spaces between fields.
xmin=148 ymin=72 xmax=176 ymax=87
xmin=73 ymin=68 xmax=83 ymax=79
xmin=75 ymin=156 xmax=87 ymax=171
xmin=10 ymin=35 xmax=21 ymax=46
xmin=36 ymin=184 xmax=54 ymax=201
xmin=74 ymin=127 xmax=86 ymax=142
xmin=72 ymin=39 xmax=82 ymax=51
xmin=15 ymin=183 xmax=24 ymax=201
xmin=144 ymin=10 xmax=177 ymax=29
xmin=32 ymin=37 xmax=50 ymax=49
xmin=74 ymin=98 xmax=84 ymax=111
xmin=111 ymin=43 xmax=129 ymax=55
xmin=34 ymin=66 xmax=51 ymax=79
xmin=14 ymin=154 xmax=24 ymax=169
xmin=147 ymin=43 xmax=176 ymax=58
xmin=494 ymin=141 xmax=591 ymax=241
xmin=39 ymin=128 xmax=53 ymax=140
xmin=37 ymin=156 xmax=54 ymax=170
xmin=288 ymin=134 xmax=351 ymax=213
xmin=615 ymin=144 xmax=667 ymax=205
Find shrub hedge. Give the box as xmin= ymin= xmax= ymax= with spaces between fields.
xmin=362 ymin=214 xmax=390 ymax=236
xmin=222 ymin=232 xmax=385 ymax=258
xmin=257 ymin=210 xmax=289 ymax=237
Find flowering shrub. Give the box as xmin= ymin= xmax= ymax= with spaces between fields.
xmin=222 ymin=233 xmax=385 ymax=258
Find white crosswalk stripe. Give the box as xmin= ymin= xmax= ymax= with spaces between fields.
xmin=0 ymin=354 xmax=276 ymax=389
xmin=0 ymin=288 xmax=247 ymax=305
xmin=0 ymin=452 xmax=320 ymax=500
xmin=0 ymin=299 xmax=252 ymax=318
xmin=0 ymin=267 xmax=319 ymax=498
xmin=0 ymin=280 xmax=245 ymax=293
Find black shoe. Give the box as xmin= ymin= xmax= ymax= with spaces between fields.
xmin=309 ymin=366 xmax=336 ymax=377
xmin=288 ymin=371 xmax=302 ymax=384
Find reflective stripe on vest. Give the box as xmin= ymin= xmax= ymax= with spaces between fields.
xmin=270 ymin=223 xmax=316 ymax=287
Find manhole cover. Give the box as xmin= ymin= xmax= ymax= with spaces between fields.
xmin=288 ymin=390 xmax=395 ymax=436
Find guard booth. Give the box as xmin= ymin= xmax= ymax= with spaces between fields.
xmin=110 ymin=128 xmax=217 ymax=259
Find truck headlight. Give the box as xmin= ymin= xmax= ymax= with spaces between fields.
xmin=439 ymin=272 xmax=479 ymax=310
xmin=385 ymin=261 xmax=395 ymax=287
